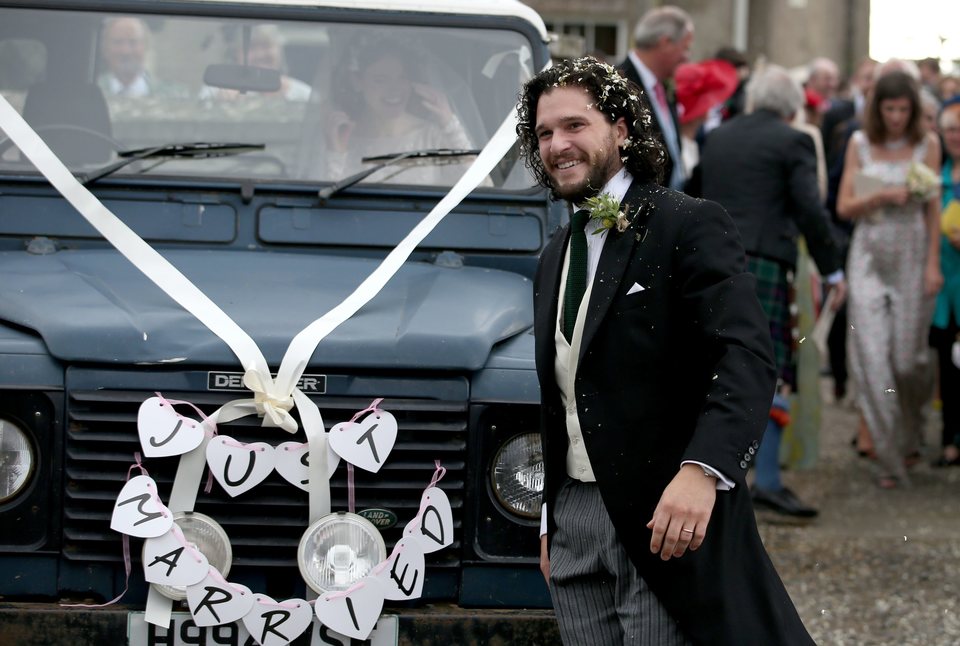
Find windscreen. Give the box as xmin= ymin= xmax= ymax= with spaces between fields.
xmin=0 ymin=7 xmax=537 ymax=190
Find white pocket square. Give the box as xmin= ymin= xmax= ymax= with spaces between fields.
xmin=626 ymin=282 xmax=646 ymax=295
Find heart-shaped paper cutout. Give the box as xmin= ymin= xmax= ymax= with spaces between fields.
xmin=314 ymin=580 xmax=385 ymax=641
xmin=206 ymin=436 xmax=277 ymax=497
xmin=137 ymin=396 xmax=206 ymax=458
xmin=142 ymin=525 xmax=209 ymax=586
xmin=187 ymin=568 xmax=254 ymax=627
xmin=274 ymin=440 xmax=340 ymax=491
xmin=328 ymin=411 xmax=398 ymax=473
xmin=403 ymin=486 xmax=453 ymax=553
xmin=242 ymin=594 xmax=313 ymax=646
xmin=110 ymin=474 xmax=173 ymax=538
xmin=373 ymin=537 xmax=425 ymax=601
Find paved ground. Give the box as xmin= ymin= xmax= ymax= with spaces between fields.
xmin=759 ymin=381 xmax=960 ymax=646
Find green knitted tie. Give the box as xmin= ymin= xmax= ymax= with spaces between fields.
xmin=563 ymin=209 xmax=591 ymax=342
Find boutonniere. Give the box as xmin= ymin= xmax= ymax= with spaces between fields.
xmin=584 ymin=193 xmax=631 ymax=234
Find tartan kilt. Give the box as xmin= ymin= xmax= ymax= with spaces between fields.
xmin=746 ymin=254 xmax=796 ymax=388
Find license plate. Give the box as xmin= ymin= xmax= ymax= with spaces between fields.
xmin=128 ymin=611 xmax=399 ymax=646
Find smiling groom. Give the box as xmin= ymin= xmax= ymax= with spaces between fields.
xmin=519 ymin=57 xmax=813 ymax=645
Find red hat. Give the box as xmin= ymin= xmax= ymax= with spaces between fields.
xmin=674 ymin=59 xmax=740 ymax=125
xmin=804 ymin=87 xmax=824 ymax=110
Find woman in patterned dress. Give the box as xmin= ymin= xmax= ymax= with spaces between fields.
xmin=837 ymin=71 xmax=943 ymax=488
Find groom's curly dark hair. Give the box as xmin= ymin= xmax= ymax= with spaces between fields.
xmin=516 ymin=56 xmax=666 ymax=192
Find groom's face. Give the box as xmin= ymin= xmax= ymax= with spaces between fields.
xmin=534 ymin=86 xmax=627 ymax=203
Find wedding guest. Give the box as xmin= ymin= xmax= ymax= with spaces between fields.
xmin=931 ymin=97 xmax=960 ymax=467
xmin=700 ymin=65 xmax=845 ymax=518
xmin=618 ymin=5 xmax=693 ymax=191
xmin=837 ymin=70 xmax=943 ymax=488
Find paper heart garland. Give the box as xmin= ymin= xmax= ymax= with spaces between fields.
xmin=206 ymin=436 xmax=277 ymax=497
xmin=373 ymin=537 xmax=425 ymax=601
xmin=110 ymin=474 xmax=173 ymax=538
xmin=315 ymin=580 xmax=385 ymax=641
xmin=242 ymin=594 xmax=313 ymax=646
xmin=403 ymin=486 xmax=453 ymax=554
xmin=142 ymin=525 xmax=209 ymax=586
xmin=328 ymin=411 xmax=398 ymax=473
xmin=137 ymin=396 xmax=205 ymax=458
xmin=274 ymin=440 xmax=340 ymax=492
xmin=187 ymin=568 xmax=254 ymax=627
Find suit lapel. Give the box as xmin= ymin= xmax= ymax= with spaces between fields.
xmin=578 ymin=181 xmax=656 ymax=365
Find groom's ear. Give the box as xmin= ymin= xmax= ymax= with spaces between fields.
xmin=613 ymin=116 xmax=628 ymax=146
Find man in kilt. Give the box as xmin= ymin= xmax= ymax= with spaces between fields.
xmin=701 ymin=65 xmax=847 ymax=519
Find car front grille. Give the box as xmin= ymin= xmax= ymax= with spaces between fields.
xmin=62 ymin=384 xmax=467 ymax=579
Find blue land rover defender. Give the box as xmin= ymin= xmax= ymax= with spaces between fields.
xmin=0 ymin=1 xmax=563 ymax=643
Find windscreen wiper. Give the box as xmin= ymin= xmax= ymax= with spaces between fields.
xmin=81 ymin=142 xmax=265 ymax=185
xmin=317 ymin=148 xmax=480 ymax=203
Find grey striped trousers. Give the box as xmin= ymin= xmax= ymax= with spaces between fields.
xmin=548 ymin=480 xmax=691 ymax=646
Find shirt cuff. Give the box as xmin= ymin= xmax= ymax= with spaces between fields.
xmin=682 ymin=460 xmax=734 ymax=491
xmin=825 ymin=269 xmax=844 ymax=285
xmin=540 ymin=502 xmax=547 ymax=537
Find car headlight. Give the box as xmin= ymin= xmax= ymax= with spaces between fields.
xmin=0 ymin=418 xmax=36 ymax=504
xmin=153 ymin=512 xmax=232 ymax=600
xmin=298 ymin=512 xmax=386 ymax=595
xmin=490 ymin=432 xmax=543 ymax=519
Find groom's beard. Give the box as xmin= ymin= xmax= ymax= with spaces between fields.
xmin=548 ymin=135 xmax=622 ymax=204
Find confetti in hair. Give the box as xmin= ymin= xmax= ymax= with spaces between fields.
xmin=516 ymin=57 xmax=666 ymax=191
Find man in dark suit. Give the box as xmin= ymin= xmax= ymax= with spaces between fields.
xmin=617 ymin=6 xmax=692 ymax=192
xmin=700 ymin=65 xmax=846 ymax=519
xmin=518 ymin=57 xmax=812 ymax=645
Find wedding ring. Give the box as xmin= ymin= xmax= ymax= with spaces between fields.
xmin=680 ymin=528 xmax=694 ymax=534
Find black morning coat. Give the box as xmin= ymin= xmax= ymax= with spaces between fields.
xmin=534 ymin=180 xmax=816 ymax=645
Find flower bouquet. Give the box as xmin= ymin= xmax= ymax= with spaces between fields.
xmin=906 ymin=161 xmax=940 ymax=201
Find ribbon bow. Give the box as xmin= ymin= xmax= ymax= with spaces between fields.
xmin=215 ymin=369 xmax=298 ymax=433
xmin=243 ymin=369 xmax=297 ymax=432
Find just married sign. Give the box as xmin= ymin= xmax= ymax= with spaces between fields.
xmin=111 ymin=394 xmax=452 ymax=642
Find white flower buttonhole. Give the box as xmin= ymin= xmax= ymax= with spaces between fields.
xmin=205 ymin=436 xmax=277 ymax=497
xmin=137 ymin=396 xmax=205 ymax=458
xmin=328 ymin=410 xmax=398 ymax=473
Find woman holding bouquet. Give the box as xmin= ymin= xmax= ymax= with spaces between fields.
xmin=837 ymin=70 xmax=942 ymax=488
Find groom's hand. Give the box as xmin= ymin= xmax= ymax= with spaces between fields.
xmin=540 ymin=534 xmax=550 ymax=583
xmin=646 ymin=464 xmax=716 ymax=561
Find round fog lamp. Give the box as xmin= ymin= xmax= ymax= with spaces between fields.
xmin=298 ymin=512 xmax=386 ymax=595
xmin=152 ymin=511 xmax=231 ymax=600
xmin=490 ymin=432 xmax=543 ymax=519
xmin=0 ymin=418 xmax=36 ymax=504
